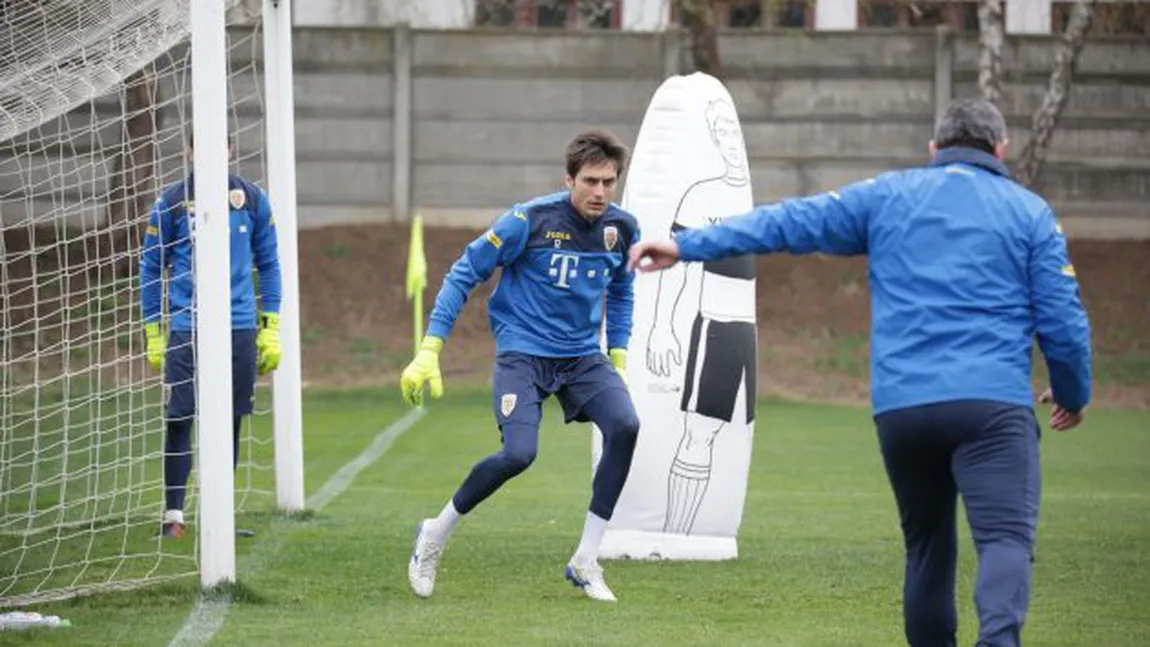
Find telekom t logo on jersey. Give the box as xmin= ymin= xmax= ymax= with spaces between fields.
xmin=549 ymin=252 xmax=580 ymax=289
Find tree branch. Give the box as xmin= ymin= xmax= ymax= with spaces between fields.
xmin=1016 ymin=0 xmax=1096 ymax=187
xmin=977 ymin=0 xmax=1004 ymax=107
xmin=677 ymin=0 xmax=723 ymax=78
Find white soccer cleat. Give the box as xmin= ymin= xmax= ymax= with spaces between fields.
xmin=408 ymin=519 xmax=443 ymax=598
xmin=565 ymin=559 xmax=617 ymax=602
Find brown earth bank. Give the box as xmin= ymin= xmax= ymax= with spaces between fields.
xmin=298 ymin=223 xmax=1149 ymax=409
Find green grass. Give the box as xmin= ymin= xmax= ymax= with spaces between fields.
xmin=1096 ymin=354 xmax=1150 ymax=388
xmin=4 ymin=390 xmax=1149 ymax=646
xmin=321 ymin=242 xmax=351 ymax=259
xmin=812 ymin=331 xmax=870 ymax=379
xmin=0 ymin=381 xmax=288 ymax=604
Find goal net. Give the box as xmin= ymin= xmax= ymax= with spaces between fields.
xmin=0 ymin=0 xmax=277 ymax=607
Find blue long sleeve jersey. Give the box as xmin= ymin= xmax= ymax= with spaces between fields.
xmin=674 ymin=147 xmax=1092 ymax=415
xmin=140 ymin=174 xmax=282 ymax=332
xmin=427 ymin=191 xmax=640 ymax=357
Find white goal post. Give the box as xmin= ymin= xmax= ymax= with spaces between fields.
xmin=263 ymin=0 xmax=306 ymax=522
xmin=0 ymin=0 xmax=303 ymax=604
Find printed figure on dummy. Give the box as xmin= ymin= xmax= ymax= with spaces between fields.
xmin=644 ymin=99 xmax=757 ymax=535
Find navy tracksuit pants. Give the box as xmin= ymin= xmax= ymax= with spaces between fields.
xmin=452 ymin=352 xmax=639 ymax=521
xmin=876 ymin=400 xmax=1041 ymax=647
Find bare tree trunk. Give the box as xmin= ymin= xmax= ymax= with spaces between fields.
xmin=678 ymin=0 xmax=723 ymax=78
xmin=977 ymin=0 xmax=1004 ymax=106
xmin=104 ymin=65 xmax=158 ymax=277
xmin=575 ymin=0 xmax=615 ymax=28
xmin=1016 ymin=1 xmax=1096 ymax=187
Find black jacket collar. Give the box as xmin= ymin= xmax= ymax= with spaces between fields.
xmin=930 ymin=146 xmax=1011 ymax=178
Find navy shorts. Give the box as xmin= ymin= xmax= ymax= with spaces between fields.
xmin=165 ymin=329 xmax=258 ymax=421
xmin=492 ymin=352 xmax=628 ymax=427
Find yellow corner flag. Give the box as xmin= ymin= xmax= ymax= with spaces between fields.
xmin=405 ymin=214 xmax=427 ymax=299
xmin=405 ymin=214 xmax=427 ymax=354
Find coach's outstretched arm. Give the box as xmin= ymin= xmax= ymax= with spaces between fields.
xmin=629 ymin=177 xmax=887 ymax=272
xmin=400 ymin=209 xmax=529 ymax=406
xmin=1030 ymin=209 xmax=1093 ymax=420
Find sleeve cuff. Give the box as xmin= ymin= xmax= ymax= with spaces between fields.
xmin=427 ymin=320 xmax=451 ymax=341
xmin=673 ymin=231 xmax=703 ymax=262
xmin=606 ymin=334 xmax=631 ymax=350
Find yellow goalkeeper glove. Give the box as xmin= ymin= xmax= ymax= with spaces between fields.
xmin=609 ymin=348 xmax=629 ymax=388
xmin=257 ymin=313 xmax=282 ymax=375
xmin=401 ymin=335 xmax=444 ymax=407
xmin=145 ymin=322 xmax=166 ymax=372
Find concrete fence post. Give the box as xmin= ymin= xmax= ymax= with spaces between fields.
xmin=392 ymin=23 xmax=413 ymax=222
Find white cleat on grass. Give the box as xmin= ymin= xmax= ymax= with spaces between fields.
xmin=565 ymin=559 xmax=617 ymax=602
xmin=408 ymin=519 xmax=443 ymax=598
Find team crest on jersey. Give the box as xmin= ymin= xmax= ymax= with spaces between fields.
xmin=603 ymin=226 xmax=618 ymax=251
xmin=500 ymin=393 xmax=517 ymax=417
xmin=229 ymin=188 xmax=246 ymax=210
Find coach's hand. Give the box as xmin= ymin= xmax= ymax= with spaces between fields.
xmin=401 ymin=335 xmax=444 ymax=407
xmin=609 ymin=348 xmax=629 ymax=388
xmin=145 ymin=322 xmax=166 ymax=372
xmin=1038 ymin=387 xmax=1085 ymax=431
xmin=628 ymin=239 xmax=681 ymax=273
xmin=257 ymin=313 xmax=282 ymax=375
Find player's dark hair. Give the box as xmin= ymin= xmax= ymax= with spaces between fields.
xmin=184 ymin=126 xmax=236 ymax=150
xmin=566 ymin=129 xmax=628 ymax=178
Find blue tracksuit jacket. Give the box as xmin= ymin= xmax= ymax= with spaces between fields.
xmin=673 ymin=147 xmax=1093 ymax=415
xmin=140 ymin=174 xmax=282 ymax=331
xmin=427 ymin=191 xmax=640 ymax=357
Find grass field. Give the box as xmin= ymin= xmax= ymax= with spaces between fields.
xmin=2 ymin=388 xmax=1148 ymax=646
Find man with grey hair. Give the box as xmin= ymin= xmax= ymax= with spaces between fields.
xmin=933 ymin=96 xmax=1010 ymax=155
xmin=628 ymin=97 xmax=1092 ymax=647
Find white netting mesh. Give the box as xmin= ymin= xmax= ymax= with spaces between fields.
xmin=0 ymin=0 xmax=274 ymax=607
xmin=0 ymin=0 xmax=192 ymax=144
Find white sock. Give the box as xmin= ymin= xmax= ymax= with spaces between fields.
xmin=427 ymin=500 xmax=462 ymax=545
xmin=574 ymin=511 xmax=608 ymax=564
xmin=163 ymin=509 xmax=184 ymax=525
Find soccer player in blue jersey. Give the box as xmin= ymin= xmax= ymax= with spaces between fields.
xmin=139 ymin=130 xmax=283 ymax=538
xmin=628 ymin=99 xmax=1092 ymax=646
xmin=401 ymin=130 xmax=641 ymax=602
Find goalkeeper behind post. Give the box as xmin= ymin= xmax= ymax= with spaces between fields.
xmin=401 ymin=130 xmax=642 ymax=602
xmin=139 ymin=129 xmax=283 ymax=538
